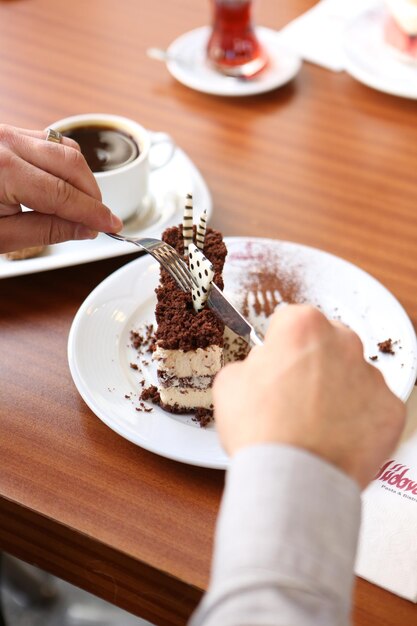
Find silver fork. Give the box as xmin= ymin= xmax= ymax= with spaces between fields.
xmin=106 ymin=234 xmax=194 ymax=292
xmin=106 ymin=233 xmax=263 ymax=346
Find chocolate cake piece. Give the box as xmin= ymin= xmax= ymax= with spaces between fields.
xmin=152 ymin=224 xmax=227 ymax=414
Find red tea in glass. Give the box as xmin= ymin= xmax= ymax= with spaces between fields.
xmin=207 ymin=0 xmax=267 ymax=77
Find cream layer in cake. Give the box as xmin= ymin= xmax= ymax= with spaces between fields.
xmin=153 ymin=331 xmax=250 ymax=411
xmin=153 ymin=345 xmax=223 ymax=410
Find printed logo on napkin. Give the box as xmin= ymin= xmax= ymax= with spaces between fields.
xmin=356 ymin=390 xmax=417 ymax=601
xmin=373 ymin=460 xmax=417 ymax=504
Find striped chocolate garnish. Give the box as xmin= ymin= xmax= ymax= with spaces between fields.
xmin=196 ymin=209 xmax=207 ymax=250
xmin=183 ymin=192 xmax=193 ymax=255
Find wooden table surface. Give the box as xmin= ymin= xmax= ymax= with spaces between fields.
xmin=1 ymin=0 xmax=416 ymax=624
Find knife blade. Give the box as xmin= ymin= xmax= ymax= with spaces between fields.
xmin=207 ymin=283 xmax=263 ymax=347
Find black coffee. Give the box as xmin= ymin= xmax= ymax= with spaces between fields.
xmin=63 ymin=125 xmax=140 ymax=173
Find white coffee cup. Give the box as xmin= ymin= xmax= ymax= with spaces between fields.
xmin=49 ymin=113 xmax=175 ymax=222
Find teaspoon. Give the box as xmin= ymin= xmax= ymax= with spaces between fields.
xmin=146 ymin=47 xmax=260 ymax=81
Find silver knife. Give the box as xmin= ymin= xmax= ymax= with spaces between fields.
xmin=207 ymin=283 xmax=263 ymax=347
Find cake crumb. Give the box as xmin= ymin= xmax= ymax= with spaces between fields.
xmin=369 ymin=355 xmax=378 ymax=362
xmin=130 ymin=325 xmax=155 ymax=351
xmin=378 ymin=338 xmax=396 ymax=355
xmin=130 ymin=331 xmax=143 ymax=350
xmin=192 ymin=408 xmax=214 ymax=428
xmin=140 ymin=385 xmax=161 ymax=405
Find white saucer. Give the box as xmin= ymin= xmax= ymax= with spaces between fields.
xmin=166 ymin=26 xmax=302 ymax=97
xmin=343 ymin=6 xmax=417 ymax=99
xmin=0 ymin=146 xmax=212 ymax=279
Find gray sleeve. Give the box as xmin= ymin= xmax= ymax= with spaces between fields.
xmin=189 ymin=444 xmax=361 ymax=626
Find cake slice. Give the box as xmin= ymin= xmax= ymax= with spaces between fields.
xmin=152 ymin=223 xmax=227 ymax=415
xmin=3 ymin=245 xmax=46 ymax=260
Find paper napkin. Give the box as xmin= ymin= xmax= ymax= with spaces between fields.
xmin=276 ymin=0 xmax=379 ymax=72
xmin=355 ymin=387 xmax=417 ymax=601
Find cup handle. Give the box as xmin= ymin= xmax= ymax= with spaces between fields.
xmin=149 ymin=131 xmax=176 ymax=171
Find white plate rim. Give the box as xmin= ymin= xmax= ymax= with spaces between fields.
xmin=68 ymin=236 xmax=417 ymax=470
xmin=166 ymin=26 xmax=302 ymax=97
xmin=343 ymin=6 xmax=417 ymax=99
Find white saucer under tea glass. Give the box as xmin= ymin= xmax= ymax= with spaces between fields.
xmin=162 ymin=26 xmax=302 ymax=97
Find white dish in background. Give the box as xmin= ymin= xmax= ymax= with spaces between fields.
xmin=343 ymin=6 xmax=417 ymax=99
xmin=165 ymin=26 xmax=302 ymax=97
xmin=68 ymin=237 xmax=417 ymax=470
xmin=0 ymin=147 xmax=211 ymax=279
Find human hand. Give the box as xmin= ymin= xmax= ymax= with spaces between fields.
xmin=0 ymin=124 xmax=123 ymax=253
xmin=214 ymin=305 xmax=406 ymax=489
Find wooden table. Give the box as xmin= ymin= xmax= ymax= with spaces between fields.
xmin=0 ymin=0 xmax=416 ymax=624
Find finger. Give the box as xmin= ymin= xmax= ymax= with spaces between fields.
xmin=0 ymin=202 xmax=22 ymax=216
xmin=330 ymin=319 xmax=351 ymax=331
xmin=330 ymin=319 xmax=365 ymax=356
xmin=8 ymin=131 xmax=101 ymax=201
xmin=265 ymin=304 xmax=330 ymax=350
xmin=12 ymin=126 xmax=81 ymax=152
xmin=213 ymin=360 xmax=244 ymax=397
xmin=1 ymin=155 xmax=122 ymax=233
xmin=0 ymin=211 xmax=97 ymax=253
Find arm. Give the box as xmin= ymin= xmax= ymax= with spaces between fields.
xmin=0 ymin=124 xmax=122 ymax=252
xmin=191 ymin=305 xmax=405 ymax=626
xmin=191 ymin=445 xmax=360 ymax=626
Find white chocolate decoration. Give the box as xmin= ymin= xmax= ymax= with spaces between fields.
xmin=183 ymin=193 xmax=194 ymax=254
xmin=196 ymin=209 xmax=208 ymax=250
xmin=188 ymin=243 xmax=214 ymax=312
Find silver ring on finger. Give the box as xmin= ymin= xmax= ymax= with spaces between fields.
xmin=45 ymin=128 xmax=63 ymax=144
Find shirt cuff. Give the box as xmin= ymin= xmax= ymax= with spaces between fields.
xmin=210 ymin=444 xmax=361 ymax=609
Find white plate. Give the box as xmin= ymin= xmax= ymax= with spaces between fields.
xmin=0 ymin=147 xmax=211 ymax=279
xmin=343 ymin=6 xmax=417 ymax=99
xmin=68 ymin=237 xmax=417 ymax=470
xmin=165 ymin=26 xmax=302 ymax=97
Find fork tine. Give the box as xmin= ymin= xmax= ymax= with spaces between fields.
xmin=150 ymin=248 xmax=183 ymax=288
xmin=171 ymin=261 xmax=193 ymax=292
xmin=176 ymin=262 xmax=194 ymax=290
xmin=153 ymin=247 xmax=191 ymax=292
xmin=163 ymin=248 xmax=194 ymax=289
xmin=106 ymin=234 xmax=194 ymax=293
xmin=155 ymin=245 xmax=192 ymax=288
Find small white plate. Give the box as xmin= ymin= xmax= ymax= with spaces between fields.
xmin=343 ymin=6 xmax=417 ymax=99
xmin=165 ymin=26 xmax=302 ymax=97
xmin=68 ymin=237 xmax=417 ymax=470
xmin=0 ymin=147 xmax=212 ymax=279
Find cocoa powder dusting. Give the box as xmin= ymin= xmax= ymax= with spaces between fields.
xmin=240 ymin=266 xmax=305 ymax=318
